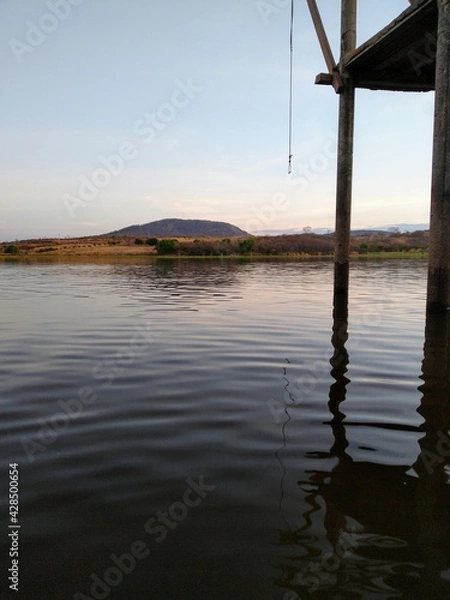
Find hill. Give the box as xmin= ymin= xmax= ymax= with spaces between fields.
xmin=105 ymin=218 xmax=247 ymax=238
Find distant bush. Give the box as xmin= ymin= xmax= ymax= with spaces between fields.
xmin=156 ymin=239 xmax=178 ymax=254
xmin=239 ymin=238 xmax=255 ymax=254
xmin=4 ymin=244 xmax=19 ymax=254
xmin=253 ymin=234 xmax=334 ymax=256
xmin=176 ymin=238 xmax=238 ymax=256
xmin=145 ymin=237 xmax=158 ymax=246
xmin=134 ymin=238 xmax=145 ymax=245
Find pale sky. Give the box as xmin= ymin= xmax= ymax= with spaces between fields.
xmin=0 ymin=0 xmax=434 ymax=241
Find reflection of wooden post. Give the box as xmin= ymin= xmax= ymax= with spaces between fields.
xmin=334 ymin=0 xmax=356 ymax=298
xmin=427 ymin=0 xmax=450 ymax=312
xmin=414 ymin=311 xmax=450 ymax=479
xmin=329 ymin=292 xmax=350 ymax=458
xmin=413 ymin=311 xmax=450 ymax=588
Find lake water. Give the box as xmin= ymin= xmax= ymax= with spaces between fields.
xmin=1 ymin=258 xmax=450 ymax=600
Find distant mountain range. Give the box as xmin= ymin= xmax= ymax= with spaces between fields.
xmin=252 ymin=223 xmax=429 ymax=236
xmin=106 ymin=218 xmax=248 ymax=238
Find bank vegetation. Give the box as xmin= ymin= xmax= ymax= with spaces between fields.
xmin=0 ymin=230 xmax=429 ymax=259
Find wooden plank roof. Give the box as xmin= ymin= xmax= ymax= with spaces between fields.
xmin=343 ymin=0 xmax=437 ymax=92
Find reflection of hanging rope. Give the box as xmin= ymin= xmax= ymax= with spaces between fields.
xmin=275 ymin=359 xmax=295 ymax=533
xmin=288 ymin=0 xmax=294 ymax=174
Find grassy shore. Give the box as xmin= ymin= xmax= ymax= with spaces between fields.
xmin=0 ymin=233 xmax=429 ymax=261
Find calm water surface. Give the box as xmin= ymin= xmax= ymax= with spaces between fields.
xmin=1 ymin=258 xmax=449 ymax=599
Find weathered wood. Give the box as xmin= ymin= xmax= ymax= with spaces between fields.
xmin=315 ymin=73 xmax=333 ymax=85
xmin=306 ymin=0 xmax=338 ymax=74
xmin=312 ymin=0 xmax=446 ymax=310
xmin=334 ymin=1 xmax=356 ymax=298
xmin=314 ymin=72 xmax=344 ymax=92
xmin=306 ymin=0 xmax=344 ymax=93
xmin=343 ymin=0 xmax=437 ymax=92
xmin=341 ymin=0 xmax=357 ymax=59
xmin=427 ymin=0 xmax=450 ymax=312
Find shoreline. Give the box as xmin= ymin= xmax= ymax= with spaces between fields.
xmin=0 ymin=234 xmax=429 ymax=262
xmin=0 ymin=252 xmax=428 ymax=263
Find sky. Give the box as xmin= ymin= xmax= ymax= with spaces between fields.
xmin=0 ymin=0 xmax=435 ymax=241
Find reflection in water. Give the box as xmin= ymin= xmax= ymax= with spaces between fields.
xmin=328 ymin=292 xmax=350 ymax=462
xmin=275 ymin=358 xmax=297 ymax=535
xmin=278 ymin=299 xmax=450 ymax=599
xmin=1 ymin=260 xmax=435 ymax=599
xmin=412 ymin=312 xmax=450 ymax=594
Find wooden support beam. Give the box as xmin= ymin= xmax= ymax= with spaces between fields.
xmin=334 ymin=0 xmax=357 ymax=300
xmin=306 ymin=0 xmax=337 ymax=74
xmin=306 ymin=0 xmax=344 ymax=93
xmin=314 ymin=72 xmax=345 ymax=92
xmin=427 ymin=0 xmax=450 ymax=311
xmin=315 ymin=73 xmax=334 ymax=85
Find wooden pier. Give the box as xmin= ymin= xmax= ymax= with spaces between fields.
xmin=309 ymin=0 xmax=450 ymax=311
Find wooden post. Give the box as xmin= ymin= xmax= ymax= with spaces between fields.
xmin=334 ymin=0 xmax=356 ymax=299
xmin=427 ymin=0 xmax=450 ymax=312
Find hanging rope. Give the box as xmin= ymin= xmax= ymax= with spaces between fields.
xmin=288 ymin=0 xmax=294 ymax=174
